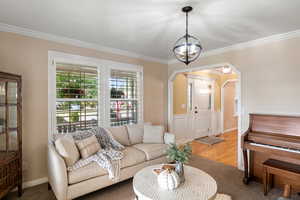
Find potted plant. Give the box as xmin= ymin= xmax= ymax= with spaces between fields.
xmin=166 ymin=143 xmax=192 ymax=183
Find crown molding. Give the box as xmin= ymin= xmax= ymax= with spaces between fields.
xmin=1 ymin=22 xmax=300 ymax=66
xmin=0 ymin=23 xmax=167 ymax=64
xmin=168 ymin=29 xmax=300 ymax=65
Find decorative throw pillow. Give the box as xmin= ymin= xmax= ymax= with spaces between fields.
xmin=126 ymin=124 xmax=144 ymax=145
xmin=143 ymin=125 xmax=164 ymax=144
xmin=55 ymin=134 xmax=80 ymax=167
xmin=75 ymin=135 xmax=101 ymax=159
xmin=105 ymin=126 xmax=131 ymax=146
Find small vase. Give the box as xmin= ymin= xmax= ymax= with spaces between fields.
xmin=175 ymin=161 xmax=185 ymax=183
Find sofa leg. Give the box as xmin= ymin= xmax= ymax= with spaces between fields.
xmin=48 ymin=182 xmax=51 ymax=191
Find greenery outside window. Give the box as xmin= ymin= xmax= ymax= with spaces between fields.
xmin=56 ymin=63 xmax=98 ymax=133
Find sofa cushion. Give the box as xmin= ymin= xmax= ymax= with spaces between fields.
xmin=55 ymin=134 xmax=80 ymax=167
xmin=75 ymin=135 xmax=101 ymax=159
xmin=120 ymin=147 xmax=146 ymax=168
xmin=126 ymin=124 xmax=144 ymax=145
xmin=105 ymin=126 xmax=130 ymax=146
xmin=68 ymin=146 xmax=146 ymax=184
xmin=143 ymin=125 xmax=164 ymax=144
xmin=68 ymin=162 xmax=107 ymax=184
xmin=133 ymin=143 xmax=168 ymax=160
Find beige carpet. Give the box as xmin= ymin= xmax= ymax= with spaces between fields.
xmin=6 ymin=156 xmax=300 ymax=200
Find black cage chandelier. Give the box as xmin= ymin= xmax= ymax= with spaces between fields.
xmin=173 ymin=6 xmax=202 ymax=65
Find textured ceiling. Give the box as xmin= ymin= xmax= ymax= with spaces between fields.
xmin=1 ymin=0 xmax=300 ymax=61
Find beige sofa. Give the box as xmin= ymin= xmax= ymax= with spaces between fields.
xmin=48 ymin=125 xmax=175 ymax=200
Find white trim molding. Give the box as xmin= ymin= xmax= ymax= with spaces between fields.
xmin=168 ymin=29 xmax=300 ymax=64
xmin=223 ymin=127 xmax=238 ymax=134
xmin=0 ymin=22 xmax=166 ymax=64
xmin=221 ymin=79 xmax=238 ymax=134
xmin=23 ymin=177 xmax=48 ymax=189
xmin=12 ymin=177 xmax=48 ymax=191
xmin=1 ymin=22 xmax=300 ymax=65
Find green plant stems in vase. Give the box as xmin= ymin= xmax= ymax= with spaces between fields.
xmin=166 ymin=143 xmax=192 ymax=183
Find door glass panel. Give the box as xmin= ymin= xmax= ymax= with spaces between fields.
xmin=7 ymin=82 xmax=17 ymax=104
xmin=0 ymin=82 xmax=5 ymax=104
xmin=8 ymin=106 xmax=17 ymax=129
xmin=8 ymin=131 xmax=18 ymax=151
xmin=188 ymin=83 xmax=193 ymax=112
xmin=194 ymin=79 xmax=211 ymax=110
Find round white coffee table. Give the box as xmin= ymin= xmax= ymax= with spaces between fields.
xmin=133 ymin=164 xmax=218 ymax=200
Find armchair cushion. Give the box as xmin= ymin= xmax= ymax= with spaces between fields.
xmin=105 ymin=126 xmax=130 ymax=146
xmin=55 ymin=134 xmax=80 ymax=167
xmin=120 ymin=147 xmax=146 ymax=168
xmin=68 ymin=162 xmax=107 ymax=184
xmin=143 ymin=125 xmax=164 ymax=144
xmin=133 ymin=144 xmax=168 ymax=160
xmin=126 ymin=124 xmax=144 ymax=145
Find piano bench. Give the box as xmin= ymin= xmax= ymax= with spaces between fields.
xmin=262 ymin=159 xmax=300 ymax=198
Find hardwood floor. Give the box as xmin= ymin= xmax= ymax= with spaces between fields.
xmin=191 ymin=130 xmax=238 ymax=167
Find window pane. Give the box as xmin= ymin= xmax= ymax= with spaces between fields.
xmin=56 ymin=101 xmax=98 ymax=133
xmin=110 ymin=100 xmax=138 ymax=127
xmin=55 ymin=63 xmax=99 ymax=133
xmin=56 ymin=64 xmax=98 ymax=99
xmin=110 ymin=69 xmax=139 ymax=127
xmin=110 ymin=70 xmax=137 ymax=99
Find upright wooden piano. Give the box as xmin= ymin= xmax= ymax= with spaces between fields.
xmin=242 ymin=114 xmax=300 ymax=190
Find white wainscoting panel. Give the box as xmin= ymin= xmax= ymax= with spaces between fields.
xmin=211 ymin=111 xmax=221 ymax=135
xmin=172 ymin=111 xmax=221 ymax=144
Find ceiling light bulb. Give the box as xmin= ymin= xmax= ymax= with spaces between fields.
xmin=222 ymin=66 xmax=231 ymax=74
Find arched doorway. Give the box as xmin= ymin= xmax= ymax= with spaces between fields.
xmin=168 ymin=63 xmax=243 ymax=169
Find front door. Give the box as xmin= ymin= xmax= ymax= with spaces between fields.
xmin=187 ymin=77 xmax=214 ymax=139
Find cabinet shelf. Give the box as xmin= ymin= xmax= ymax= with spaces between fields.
xmin=0 ymin=128 xmax=18 ymax=135
xmin=0 ymin=103 xmax=18 ymax=106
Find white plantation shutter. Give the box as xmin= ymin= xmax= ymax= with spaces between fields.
xmin=55 ymin=63 xmax=99 ymax=133
xmin=49 ymin=52 xmax=144 ymax=138
xmin=109 ymin=69 xmax=142 ymax=126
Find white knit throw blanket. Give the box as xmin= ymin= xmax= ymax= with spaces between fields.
xmin=66 ymin=127 xmax=125 ymax=181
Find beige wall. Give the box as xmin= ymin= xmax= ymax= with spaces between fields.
xmin=0 ymin=31 xmax=168 ymax=182
xmin=173 ymin=71 xmax=237 ymax=114
xmin=169 ymin=37 xmax=300 ymax=168
xmin=223 ymin=81 xmax=237 ymax=131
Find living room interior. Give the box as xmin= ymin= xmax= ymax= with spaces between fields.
xmin=1 ymin=1 xmax=300 ymax=200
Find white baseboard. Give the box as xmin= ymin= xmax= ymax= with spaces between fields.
xmin=223 ymin=127 xmax=237 ymax=133
xmin=23 ymin=177 xmax=48 ymax=188
xmin=12 ymin=177 xmax=48 ymax=192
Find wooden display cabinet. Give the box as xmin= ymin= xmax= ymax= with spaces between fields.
xmin=0 ymin=72 xmax=22 ymax=198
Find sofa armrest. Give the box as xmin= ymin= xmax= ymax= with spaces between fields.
xmin=164 ymin=132 xmax=175 ymax=145
xmin=48 ymin=143 xmax=68 ymax=200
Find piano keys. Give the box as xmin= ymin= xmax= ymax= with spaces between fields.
xmin=242 ymin=114 xmax=300 ymax=190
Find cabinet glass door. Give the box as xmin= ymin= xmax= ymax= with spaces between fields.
xmin=0 ymin=82 xmax=6 ymax=151
xmin=0 ymin=80 xmax=19 ymax=151
xmin=8 ymin=81 xmax=18 ymax=151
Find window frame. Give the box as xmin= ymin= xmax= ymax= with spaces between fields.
xmin=48 ymin=51 xmax=143 ymax=139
